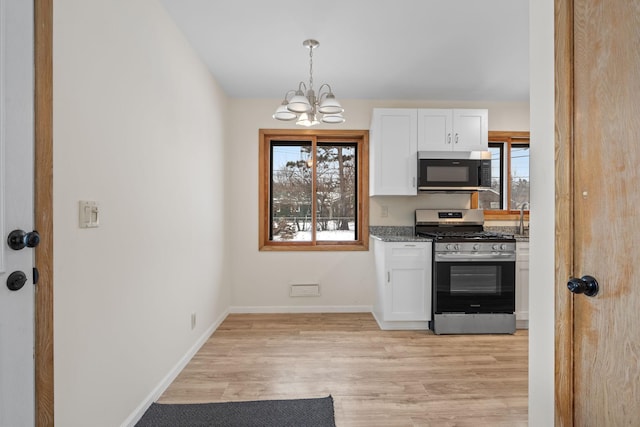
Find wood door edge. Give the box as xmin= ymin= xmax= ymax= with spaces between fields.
xmin=34 ymin=0 xmax=54 ymax=424
xmin=554 ymin=0 xmax=575 ymax=425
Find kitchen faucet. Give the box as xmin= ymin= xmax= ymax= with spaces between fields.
xmin=519 ymin=202 xmax=529 ymax=235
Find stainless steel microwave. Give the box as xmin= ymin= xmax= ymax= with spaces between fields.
xmin=417 ymin=153 xmax=491 ymax=192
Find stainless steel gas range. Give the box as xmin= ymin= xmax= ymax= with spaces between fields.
xmin=415 ymin=209 xmax=517 ymax=334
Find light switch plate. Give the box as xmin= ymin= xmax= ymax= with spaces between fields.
xmin=79 ymin=200 xmax=99 ymax=228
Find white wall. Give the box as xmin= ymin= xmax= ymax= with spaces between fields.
xmin=529 ymin=0 xmax=555 ymax=425
xmin=226 ymin=99 xmax=528 ymax=311
xmin=53 ymin=1 xmax=230 ymax=425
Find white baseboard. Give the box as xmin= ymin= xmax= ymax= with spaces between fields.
xmin=229 ymin=305 xmax=373 ymax=314
xmin=121 ymin=309 xmax=230 ymax=427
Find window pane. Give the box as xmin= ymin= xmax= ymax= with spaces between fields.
xmin=510 ymin=145 xmax=530 ymax=210
xmin=478 ymin=145 xmax=503 ymax=210
xmin=316 ymin=143 xmax=356 ymax=241
xmin=270 ymin=142 xmax=312 ymax=241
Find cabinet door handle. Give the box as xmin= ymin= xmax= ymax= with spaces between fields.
xmin=447 ymin=133 xmax=452 ymax=144
xmin=412 ymin=177 xmax=416 ymax=187
xmin=404 ymin=244 xmax=416 ymax=247
xmin=387 ymin=272 xmax=390 ymax=283
xmin=455 ymin=133 xmax=459 ymax=144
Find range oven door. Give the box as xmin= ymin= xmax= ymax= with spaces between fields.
xmin=433 ymin=257 xmax=516 ymax=314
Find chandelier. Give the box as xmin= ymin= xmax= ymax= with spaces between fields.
xmin=272 ymin=39 xmax=345 ymax=126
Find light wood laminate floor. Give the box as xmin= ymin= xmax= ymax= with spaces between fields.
xmin=159 ymin=313 xmax=528 ymax=426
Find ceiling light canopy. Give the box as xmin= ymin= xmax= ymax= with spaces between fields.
xmin=273 ymin=39 xmax=345 ymax=127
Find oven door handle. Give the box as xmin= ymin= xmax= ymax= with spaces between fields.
xmin=435 ymin=253 xmax=516 ymax=262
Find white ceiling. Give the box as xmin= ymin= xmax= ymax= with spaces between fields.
xmin=159 ymin=0 xmax=529 ymax=102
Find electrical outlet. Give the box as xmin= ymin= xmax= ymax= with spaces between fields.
xmin=381 ymin=205 xmax=389 ymax=217
xmin=191 ymin=312 xmax=196 ymax=330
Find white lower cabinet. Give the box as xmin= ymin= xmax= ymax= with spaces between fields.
xmin=373 ymin=238 xmax=431 ymax=330
xmin=516 ymin=241 xmax=529 ymax=329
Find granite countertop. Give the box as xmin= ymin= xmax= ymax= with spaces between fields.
xmin=369 ymin=226 xmax=432 ymax=242
xmin=484 ymin=226 xmax=530 ymax=242
xmin=370 ymin=226 xmax=528 ymax=242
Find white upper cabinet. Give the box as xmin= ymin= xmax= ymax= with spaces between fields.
xmin=417 ymin=109 xmax=453 ymax=151
xmin=370 ymin=108 xmax=418 ymax=196
xmin=417 ymin=109 xmax=488 ymax=152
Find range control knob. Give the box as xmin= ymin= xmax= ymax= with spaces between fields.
xmin=446 ymin=244 xmax=453 ymax=251
xmin=492 ymin=244 xmax=499 ymax=251
xmin=473 ymin=244 xmax=480 ymax=251
xmin=453 ymin=244 xmax=460 ymax=251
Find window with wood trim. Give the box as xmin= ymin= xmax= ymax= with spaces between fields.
xmin=476 ymin=131 xmax=530 ymax=215
xmin=259 ymin=129 xmax=369 ymax=251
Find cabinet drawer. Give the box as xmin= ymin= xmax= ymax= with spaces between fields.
xmin=387 ymin=243 xmax=429 ymax=266
xmin=516 ymin=242 xmax=529 ymax=261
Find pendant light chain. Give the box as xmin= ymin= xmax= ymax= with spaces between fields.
xmin=308 ymin=44 xmax=314 ymax=93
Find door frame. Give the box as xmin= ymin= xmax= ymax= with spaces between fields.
xmin=555 ymin=0 xmax=574 ymax=425
xmin=29 ymin=0 xmax=578 ymax=425
xmin=34 ymin=0 xmax=53 ymax=424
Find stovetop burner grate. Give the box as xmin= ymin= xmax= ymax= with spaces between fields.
xmin=415 ymin=230 xmax=515 ymax=242
xmin=414 ymin=209 xmax=515 ymax=243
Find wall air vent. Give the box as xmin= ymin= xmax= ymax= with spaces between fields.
xmin=289 ymin=284 xmax=320 ymax=297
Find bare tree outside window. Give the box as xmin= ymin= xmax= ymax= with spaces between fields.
xmin=270 ymin=142 xmax=357 ymax=241
xmin=316 ymin=144 xmax=356 ymax=241
xmin=270 ymin=143 xmax=313 ymax=241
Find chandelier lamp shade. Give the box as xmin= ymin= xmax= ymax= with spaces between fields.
xmin=273 ymin=39 xmax=345 ymax=126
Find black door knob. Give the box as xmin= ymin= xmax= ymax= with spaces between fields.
xmin=7 ymin=229 xmax=40 ymax=250
xmin=6 ymin=271 xmax=27 ymax=291
xmin=567 ymin=275 xmax=599 ymax=297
